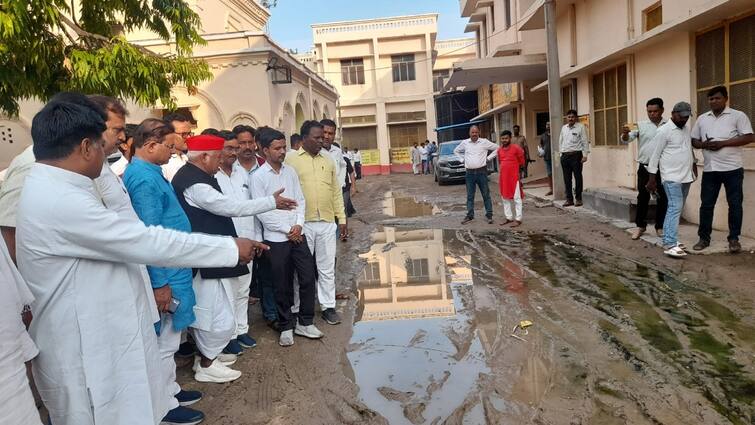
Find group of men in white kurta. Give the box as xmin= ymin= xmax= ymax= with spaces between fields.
xmin=0 ymin=92 xmax=349 ymax=425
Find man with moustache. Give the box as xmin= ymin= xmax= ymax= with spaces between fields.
xmin=162 ymin=112 xmax=193 ymax=181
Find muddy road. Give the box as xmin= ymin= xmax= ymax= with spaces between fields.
xmin=179 ymin=174 xmax=755 ymax=425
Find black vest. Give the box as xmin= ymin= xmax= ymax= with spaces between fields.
xmin=172 ymin=162 xmax=249 ymax=279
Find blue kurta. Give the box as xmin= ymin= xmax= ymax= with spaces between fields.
xmin=123 ymin=157 xmax=196 ymax=331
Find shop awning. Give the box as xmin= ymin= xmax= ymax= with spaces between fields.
xmin=444 ymin=54 xmax=547 ymax=91
xmin=434 ymin=119 xmax=487 ymax=132
xmin=470 ymin=100 xmax=521 ymax=122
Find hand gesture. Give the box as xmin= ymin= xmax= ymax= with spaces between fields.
xmin=234 ymin=238 xmax=268 ymax=264
xmin=287 ymin=225 xmax=303 ymax=243
xmin=272 ymin=188 xmax=298 ymax=210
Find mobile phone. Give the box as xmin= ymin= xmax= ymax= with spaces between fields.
xmin=167 ymin=298 xmax=180 ymax=314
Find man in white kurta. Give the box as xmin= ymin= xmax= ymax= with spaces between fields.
xmin=0 ymin=239 xmax=42 ymax=425
xmin=16 ymin=98 xmax=260 ymax=425
xmin=171 ymin=135 xmax=295 ymax=382
xmin=215 ymin=134 xmax=258 ymax=352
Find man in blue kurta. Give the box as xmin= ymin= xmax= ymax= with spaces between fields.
xmin=123 ymin=118 xmax=205 ymax=425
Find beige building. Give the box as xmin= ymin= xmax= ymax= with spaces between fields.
xmin=0 ymin=0 xmax=337 ymax=170
xmin=447 ymin=0 xmax=550 ymax=179
xmin=308 ymin=15 xmax=476 ymax=174
xmin=450 ymin=0 xmax=755 ymax=238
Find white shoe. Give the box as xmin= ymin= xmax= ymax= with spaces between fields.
xmin=279 ymin=330 xmax=294 ymax=347
xmin=193 ymin=355 xmax=236 ymax=372
xmin=194 ymin=359 xmax=242 ymax=383
xmin=664 ymin=245 xmax=687 ymax=258
xmin=217 ymin=352 xmax=238 ymax=363
xmin=294 ymin=323 xmax=324 ymax=339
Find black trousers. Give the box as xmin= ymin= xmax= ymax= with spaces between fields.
xmin=260 ymin=239 xmax=317 ymax=331
xmin=355 ymin=162 xmax=362 ymax=179
xmin=636 ymin=164 xmax=667 ymax=229
xmin=698 ymin=168 xmax=744 ymax=242
xmin=560 ymin=152 xmax=584 ymax=202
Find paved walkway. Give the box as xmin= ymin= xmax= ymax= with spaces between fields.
xmin=524 ymin=185 xmax=755 ymax=255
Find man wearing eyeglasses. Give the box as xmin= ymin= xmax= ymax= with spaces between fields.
xmin=162 ymin=113 xmax=194 ymax=182
xmin=214 ymin=130 xmax=259 ymax=355
xmin=122 ymin=118 xmax=211 ymax=424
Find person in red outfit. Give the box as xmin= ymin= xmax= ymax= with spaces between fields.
xmin=488 ymin=130 xmax=525 ymax=226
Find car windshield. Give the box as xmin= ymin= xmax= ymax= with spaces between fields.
xmin=439 ymin=141 xmax=461 ymax=155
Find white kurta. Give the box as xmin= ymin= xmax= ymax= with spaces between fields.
xmin=0 ymin=240 xmax=42 ymax=425
xmin=16 ymin=163 xmax=241 ymax=425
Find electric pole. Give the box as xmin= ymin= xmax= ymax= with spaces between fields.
xmin=544 ymin=0 xmax=565 ymax=200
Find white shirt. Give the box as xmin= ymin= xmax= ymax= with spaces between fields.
xmin=353 ymin=151 xmax=362 ymax=162
xmin=559 ymin=122 xmax=590 ymax=155
xmin=16 ymin=163 xmax=240 ymax=425
xmin=0 ymin=145 xmax=35 ymax=227
xmin=215 ymin=164 xmax=256 ymax=239
xmin=161 ymin=152 xmax=188 ymax=182
xmin=0 ymin=239 xmax=41 ymax=425
xmin=621 ymin=119 xmax=667 ymax=164
xmin=109 ymin=155 xmax=129 ymax=177
xmin=691 ymin=107 xmax=753 ymax=172
xmin=453 ymin=138 xmax=498 ymax=169
xmin=250 ymin=162 xmax=306 ymax=242
xmin=326 ymin=145 xmax=347 ymax=189
xmin=420 ymin=147 xmax=428 ymax=160
xmin=647 ymin=120 xmax=695 ymax=184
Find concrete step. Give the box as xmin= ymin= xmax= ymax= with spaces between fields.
xmin=581 ymin=187 xmax=656 ymax=224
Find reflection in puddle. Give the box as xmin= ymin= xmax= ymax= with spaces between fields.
xmin=350 ymin=227 xmax=487 ymax=424
xmin=349 ymin=228 xmax=755 ymax=424
xmin=382 ymin=192 xmax=440 ymax=218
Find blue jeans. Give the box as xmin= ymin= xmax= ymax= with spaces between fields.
xmin=465 ymin=170 xmax=493 ymax=219
xmin=662 ymin=181 xmax=690 ymax=248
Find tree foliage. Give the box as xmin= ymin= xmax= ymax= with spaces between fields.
xmin=0 ymin=0 xmax=212 ymax=116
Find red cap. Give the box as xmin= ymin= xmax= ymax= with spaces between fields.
xmin=186 ymin=135 xmax=225 ymax=152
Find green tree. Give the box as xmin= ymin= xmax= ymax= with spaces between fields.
xmin=0 ymin=0 xmax=212 ymax=116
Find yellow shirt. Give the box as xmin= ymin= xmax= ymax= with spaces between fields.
xmin=285 ymin=148 xmax=346 ymax=222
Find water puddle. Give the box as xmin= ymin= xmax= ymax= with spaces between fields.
xmin=348 ymin=228 xmax=755 ymax=424
xmin=382 ymin=192 xmax=440 ymax=218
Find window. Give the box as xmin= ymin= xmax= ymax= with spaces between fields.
xmin=392 ymin=54 xmax=416 ymax=82
xmin=360 ymin=262 xmax=380 ymax=283
xmin=643 ymin=3 xmax=663 ymax=32
xmin=562 ymin=84 xmax=574 ymax=122
xmin=389 ymin=123 xmax=427 ymax=148
xmin=695 ymin=13 xmax=754 ymax=125
xmin=504 ymin=0 xmax=512 ymax=29
xmin=387 ymin=111 xmax=426 ymax=123
xmin=342 ymin=126 xmax=378 ymax=150
xmin=406 ymin=258 xmax=430 ymax=283
xmin=341 ymin=58 xmax=364 ymax=85
xmin=433 ymin=70 xmax=450 ymax=92
xmin=592 ymin=64 xmax=627 ymax=146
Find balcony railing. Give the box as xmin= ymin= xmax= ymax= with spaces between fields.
xmin=314 ymin=16 xmax=437 ymax=36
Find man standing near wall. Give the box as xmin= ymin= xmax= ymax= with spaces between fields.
xmin=621 ymin=98 xmax=668 ymax=240
xmin=512 ymin=125 xmax=530 ymax=179
xmin=454 ymin=125 xmax=498 ymax=224
xmin=559 ymin=110 xmax=590 ymax=207
xmin=539 ymin=122 xmax=553 ymax=195
xmin=353 ymin=148 xmax=362 ymax=179
xmin=691 ymin=86 xmax=754 ymax=254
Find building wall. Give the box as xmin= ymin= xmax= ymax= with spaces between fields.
xmin=312 ymin=15 xmax=440 ymax=175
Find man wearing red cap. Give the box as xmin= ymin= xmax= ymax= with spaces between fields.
xmin=172 ymin=134 xmax=297 ymax=383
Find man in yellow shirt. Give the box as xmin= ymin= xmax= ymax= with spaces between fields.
xmin=285 ymin=120 xmax=347 ymax=325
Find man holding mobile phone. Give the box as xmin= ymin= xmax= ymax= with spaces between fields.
xmin=690 ymin=86 xmax=754 ymax=253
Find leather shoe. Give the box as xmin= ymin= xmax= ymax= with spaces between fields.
xmin=729 ymin=239 xmax=741 ymax=254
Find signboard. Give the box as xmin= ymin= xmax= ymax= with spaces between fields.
xmin=360 ymin=149 xmax=380 ymax=166
xmin=389 ymin=147 xmax=412 ymax=164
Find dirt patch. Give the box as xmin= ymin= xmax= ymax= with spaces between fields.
xmin=176 ymin=174 xmax=754 ymax=425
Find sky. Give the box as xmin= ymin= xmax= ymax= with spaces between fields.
xmin=267 ymin=0 xmax=469 ymax=53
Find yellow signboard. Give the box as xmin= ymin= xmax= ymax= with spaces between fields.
xmin=389 ymin=147 xmax=412 ymax=164
xmin=360 ymin=149 xmax=380 ymax=166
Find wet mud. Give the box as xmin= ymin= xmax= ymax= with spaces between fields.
xmin=347 ymin=195 xmax=755 ymax=424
